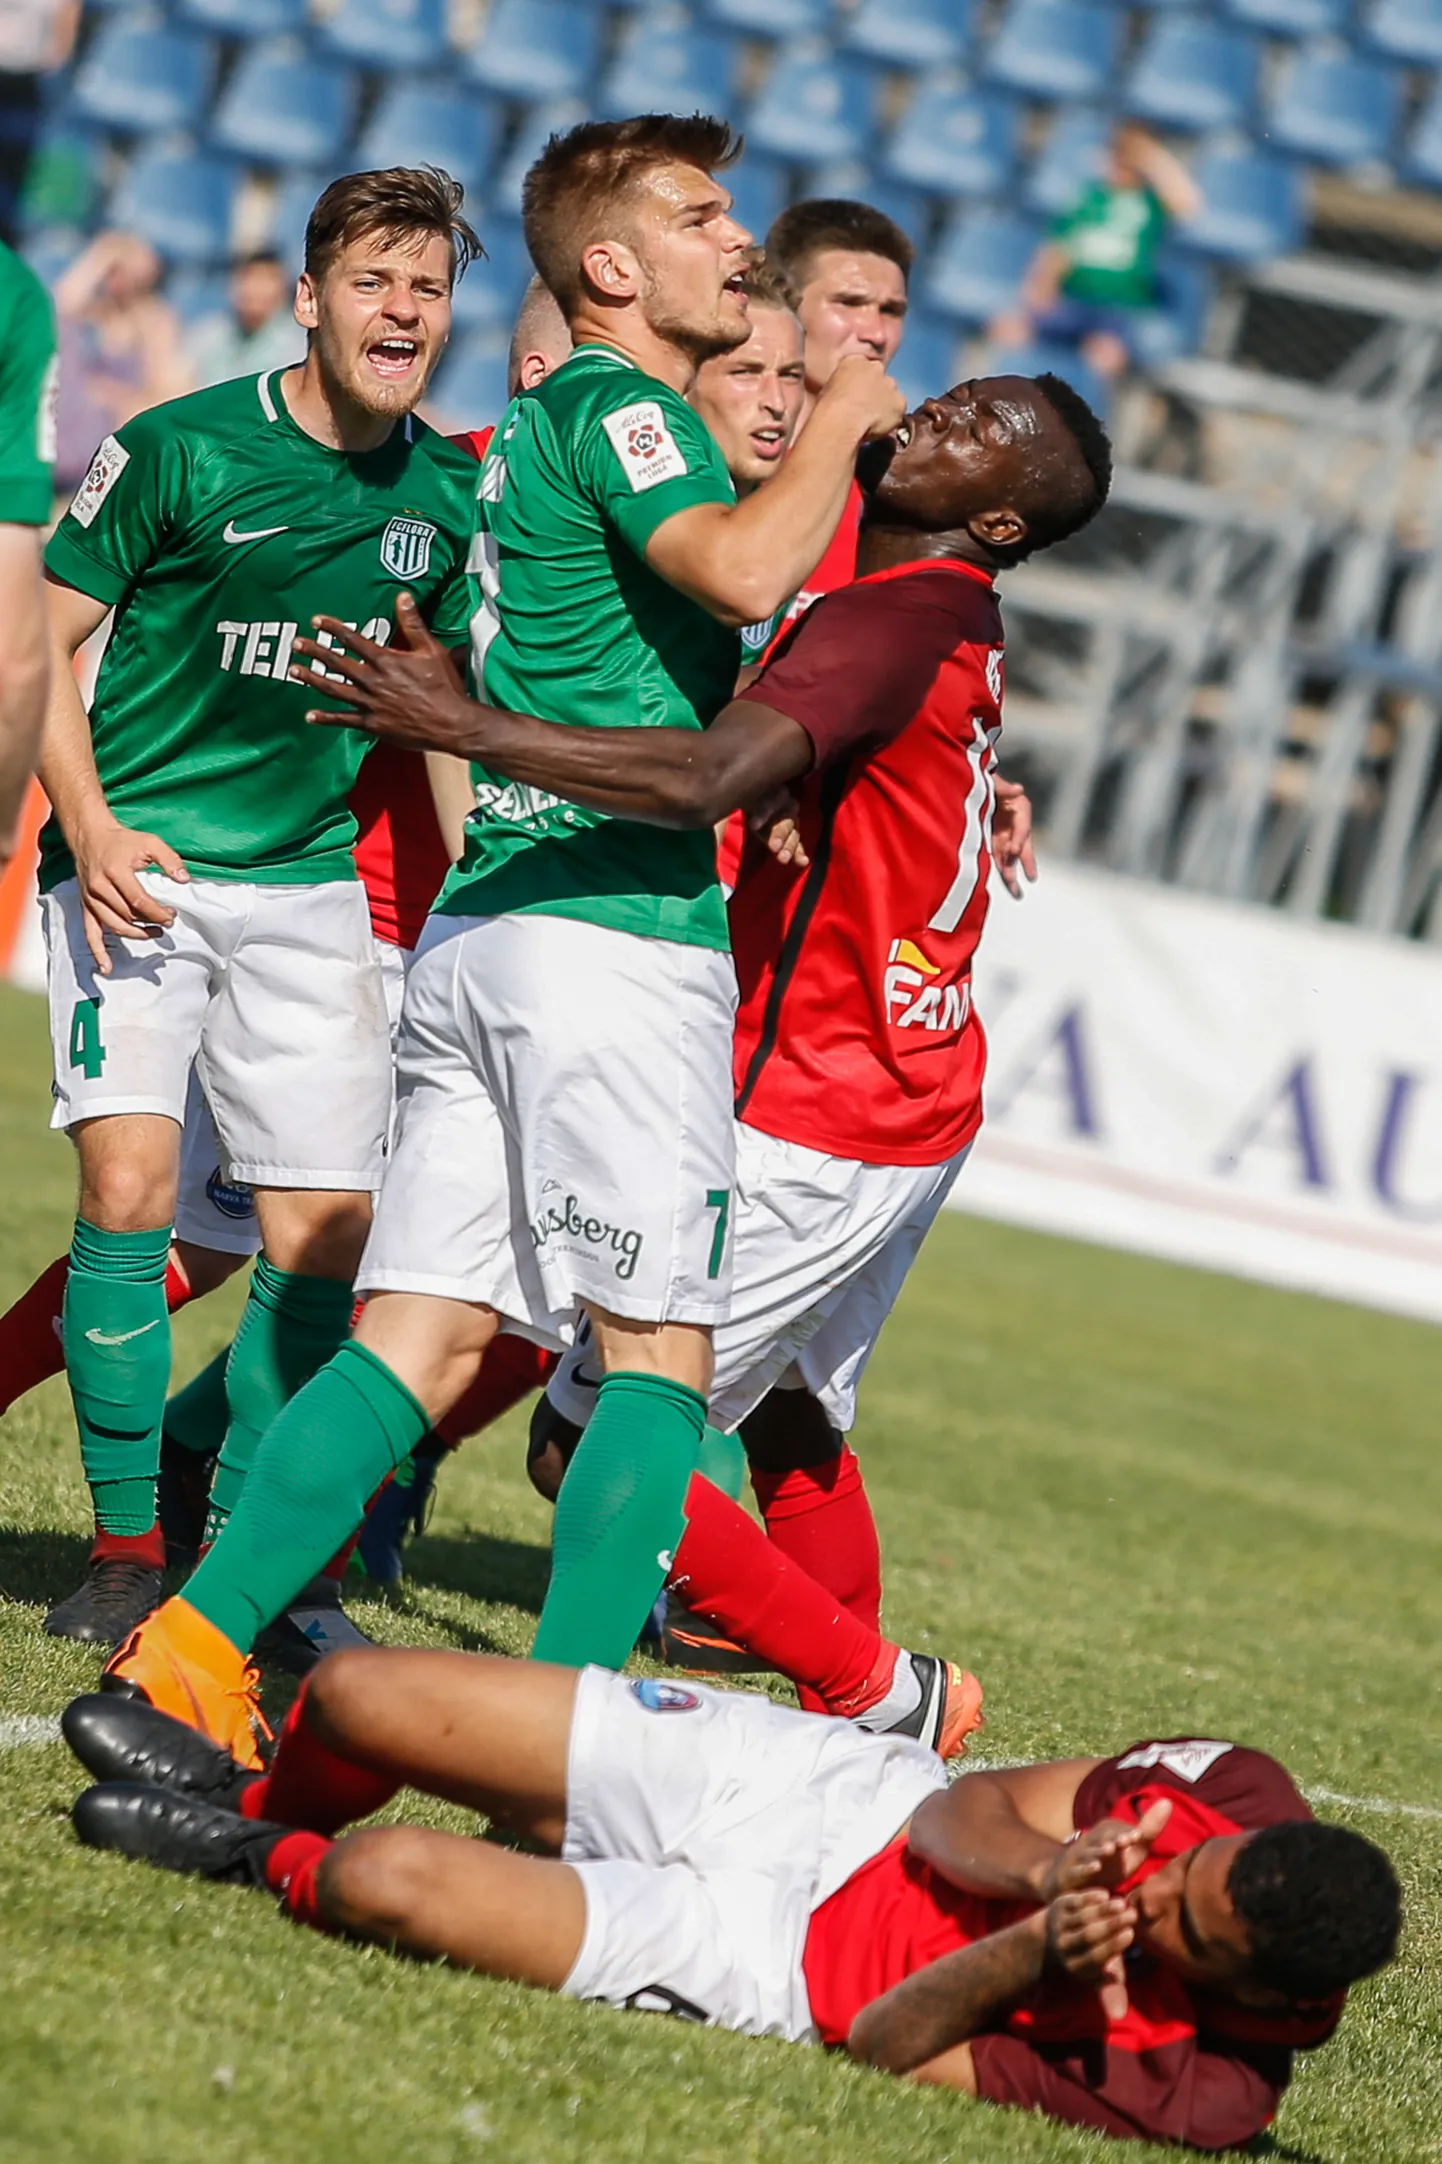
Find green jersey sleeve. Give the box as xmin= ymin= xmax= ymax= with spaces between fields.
xmin=425 ymin=555 xmax=477 ymax=648
xmin=576 ymin=379 xmax=734 ymax=558
xmin=0 ymin=251 xmax=57 ymax=526
xmin=45 ymin=404 xmax=190 ymax=606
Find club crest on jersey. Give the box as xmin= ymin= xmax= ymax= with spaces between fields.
xmin=631 ymin=1679 xmax=700 ymax=1714
xmin=379 ymin=515 xmax=437 ymax=580
xmin=884 ymin=938 xmax=971 ymax=1033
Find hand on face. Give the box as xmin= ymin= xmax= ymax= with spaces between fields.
xmin=814 ymin=352 xmax=907 ymax=444
xmin=1046 ymin=1888 xmax=1137 ymax=2021
xmin=1041 ymin=1798 xmax=1174 ymax=1902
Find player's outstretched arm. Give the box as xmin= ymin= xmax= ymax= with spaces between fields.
xmin=39 ymin=576 xmax=189 ymax=973
xmin=0 ymin=527 xmax=50 ymax=873
xmin=295 ymin=598 xmax=816 ymax=831
xmin=906 ymin=1759 xmax=1102 ymax=1902
xmin=643 ymin=355 xmax=905 ymax=628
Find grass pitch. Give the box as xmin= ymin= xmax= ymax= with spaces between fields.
xmin=0 ymin=979 xmax=1438 ymax=2164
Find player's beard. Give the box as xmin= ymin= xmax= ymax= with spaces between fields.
xmin=640 ymin=263 xmax=750 ymax=371
xmin=313 ymin=318 xmax=432 ymax=422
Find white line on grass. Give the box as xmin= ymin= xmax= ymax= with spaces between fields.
xmin=2 ymin=1719 xmax=1440 ymax=1823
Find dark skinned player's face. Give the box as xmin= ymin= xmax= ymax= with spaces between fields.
xmin=858 ymin=376 xmax=1078 ymax=551
xmin=1130 ymin=1834 xmax=1287 ymax=2006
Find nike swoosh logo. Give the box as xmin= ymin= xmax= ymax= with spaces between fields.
xmin=84 ymin=1320 xmax=161 ymax=1346
xmin=223 ymin=520 xmax=289 ymax=544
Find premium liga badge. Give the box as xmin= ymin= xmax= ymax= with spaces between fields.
xmin=379 ymin=515 xmax=437 ymax=580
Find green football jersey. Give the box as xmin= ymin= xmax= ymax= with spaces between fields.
xmin=437 ymin=343 xmax=738 ymax=950
xmin=42 ymin=369 xmax=478 ymax=892
xmin=0 ymin=241 xmax=57 ymax=526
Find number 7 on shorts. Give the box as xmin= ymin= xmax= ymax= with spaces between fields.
xmin=704 ymin=1188 xmax=731 ymax=1279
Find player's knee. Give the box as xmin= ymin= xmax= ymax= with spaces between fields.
xmin=317 ymin=1826 xmax=433 ymax=1937
xmin=303 ymin=1648 xmax=380 ymax=1752
xmin=76 ymin=1150 xmax=174 ymax=1231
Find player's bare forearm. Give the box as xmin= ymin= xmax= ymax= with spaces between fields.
xmin=907 ymin=1761 xmax=1100 ymax=1900
xmin=849 ymin=1912 xmax=1048 ymax=2074
xmin=0 ymin=530 xmax=51 ymax=865
xmin=294 ymin=605 xmax=813 ymax=830
xmin=37 ymin=588 xmax=113 ymax=850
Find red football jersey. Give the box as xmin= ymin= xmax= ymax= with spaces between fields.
xmin=343 ymin=426 xmax=491 ymax=948
xmin=729 ymin=557 xmax=1002 ymax=1166
xmin=802 ymin=1738 xmax=1341 ymax=2152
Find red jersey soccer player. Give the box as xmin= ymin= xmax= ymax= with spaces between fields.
xmin=67 ymin=1662 xmax=1401 ymax=2151
xmin=276 ymin=371 xmax=1108 ymax=1752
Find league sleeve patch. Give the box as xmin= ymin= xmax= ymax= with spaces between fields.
xmin=1116 ymin=1740 xmax=1234 ymax=1783
xmin=69 ymin=435 xmax=129 ymax=529
xmin=601 ymin=401 xmax=690 ymax=493
xmin=631 ymin=1678 xmax=700 ymax=1713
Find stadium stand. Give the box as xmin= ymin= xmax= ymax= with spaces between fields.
xmin=21 ymin=0 xmax=1442 ymax=935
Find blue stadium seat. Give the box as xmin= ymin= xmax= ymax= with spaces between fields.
xmin=449 ymin=216 xmax=533 ymax=333
xmin=492 ymin=98 xmax=588 ymax=215
xmin=1176 ymin=146 xmax=1302 ymax=259
xmin=174 ymin=0 xmax=304 ymax=36
xmin=1403 ymin=77 xmax=1442 ymax=184
xmin=210 ymin=41 xmax=357 ymax=167
xmin=71 ymin=19 xmax=214 ymax=134
xmin=704 ymin=0 xmax=827 ymax=33
xmin=432 ymin=327 xmax=511 ymax=431
xmin=724 ymin=155 xmax=791 ymax=243
xmin=882 ymin=78 xmax=1020 ymax=200
xmin=889 ymin=308 xmax=961 ymax=405
xmin=1022 ymin=106 xmax=1110 ymax=216
xmin=465 ymin=0 xmax=603 ymax=102
xmin=1125 ymin=16 xmax=1257 ymax=132
xmin=111 ymin=147 xmax=235 ymax=262
xmin=925 ymin=207 xmax=1044 ymax=324
xmin=1127 ymin=247 xmax=1212 ymax=366
xmin=1266 ymin=49 xmax=1401 ymax=165
xmin=599 ymin=15 xmax=740 ymax=122
xmin=802 ymin=162 xmax=929 ymax=240
xmin=166 ymin=265 xmax=231 ymax=323
xmin=359 ymin=83 xmax=502 ymax=194
xmin=745 ymin=43 xmax=880 ymax=164
xmin=265 ymin=171 xmax=322 ymax=268
xmin=987 ymin=337 xmax=1111 ymax=418
xmin=985 ymin=0 xmax=1121 ymax=103
xmin=320 ymin=0 xmax=447 ymax=70
xmin=841 ymin=0 xmax=971 ymax=67
xmin=1223 ymin=0 xmax=1343 ymax=34
xmin=1364 ymin=0 xmax=1442 ymax=65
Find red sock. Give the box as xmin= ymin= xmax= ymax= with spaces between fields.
xmin=0 ymin=1255 xmax=70 ymax=1415
xmin=91 ymin=1524 xmax=166 ymax=1569
xmin=751 ymin=1448 xmax=883 ymax=1635
xmin=669 ymin=1474 xmax=893 ymax=1717
xmin=264 ymin=1828 xmax=337 ymax=1931
xmin=241 ymin=1679 xmax=401 ymax=1834
xmin=163 ymin=1255 xmax=193 ymax=1313
xmin=437 ymin=1336 xmax=557 ymax=1447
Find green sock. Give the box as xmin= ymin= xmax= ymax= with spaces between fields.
xmin=697 ymin=1422 xmax=745 ymax=1502
xmin=204 ymin=1258 xmax=356 ymax=1541
xmin=163 ymin=1346 xmax=232 ymax=1457
xmin=531 ymin=1370 xmax=706 ymax=1671
xmin=184 ymin=1340 xmax=428 ymax=1653
xmin=63 ymin=1219 xmax=173 ymax=1537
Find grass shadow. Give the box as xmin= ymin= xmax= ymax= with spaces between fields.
xmin=403 ymin=1530 xmax=551 ymax=1618
xmin=0 ymin=1526 xmax=91 ymax=1608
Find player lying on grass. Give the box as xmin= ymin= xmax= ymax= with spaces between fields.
xmin=33 ymin=165 xmax=481 ymax=1651
xmin=287 ymin=367 xmax=1101 ymax=1751
xmin=66 ymin=1660 xmax=1400 ymax=2151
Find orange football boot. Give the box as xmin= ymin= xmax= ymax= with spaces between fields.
xmin=101 ymin=1596 xmax=272 ymax=1772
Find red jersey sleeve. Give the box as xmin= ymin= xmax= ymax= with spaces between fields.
xmin=970 ymin=2028 xmax=1288 ymax=2150
xmin=735 ymin=562 xmax=1000 ymax=774
xmin=1074 ymin=1739 xmax=1312 ymax=1832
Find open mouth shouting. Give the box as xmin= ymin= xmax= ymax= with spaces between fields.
xmin=722 ymin=270 xmax=751 ymax=306
xmin=366 ymin=334 xmax=423 ymax=382
xmin=749 ymin=423 xmax=788 ymax=464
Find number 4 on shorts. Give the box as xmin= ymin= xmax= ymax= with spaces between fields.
xmin=704 ymin=1188 xmax=731 ymax=1279
xmin=69 ymin=997 xmax=105 ymax=1079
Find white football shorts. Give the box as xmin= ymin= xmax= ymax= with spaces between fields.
xmin=547 ymin=1129 xmax=971 ymax=1434
xmin=170 ymin=931 xmax=413 ymax=1253
xmin=43 ymin=873 xmax=392 ymax=1191
xmin=358 ymin=911 xmax=738 ymax=1339
xmin=560 ymin=1666 xmax=944 ymax=2042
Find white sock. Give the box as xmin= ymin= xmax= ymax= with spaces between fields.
xmin=852 ymin=1648 xmax=923 ymax=1731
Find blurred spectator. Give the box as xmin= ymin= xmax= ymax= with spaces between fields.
xmin=184 ymin=250 xmax=305 ymax=389
xmin=52 ymin=231 xmax=189 ymax=491
xmin=0 ymin=0 xmax=78 ymax=242
xmin=991 ymin=124 xmax=1200 ymax=382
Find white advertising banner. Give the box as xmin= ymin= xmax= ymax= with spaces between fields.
xmin=955 ymin=863 xmax=1442 ymax=1324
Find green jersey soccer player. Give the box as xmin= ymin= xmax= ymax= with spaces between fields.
xmin=101 ymin=115 xmax=906 ymax=1769
xmin=38 ymin=168 xmax=479 ymax=1652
